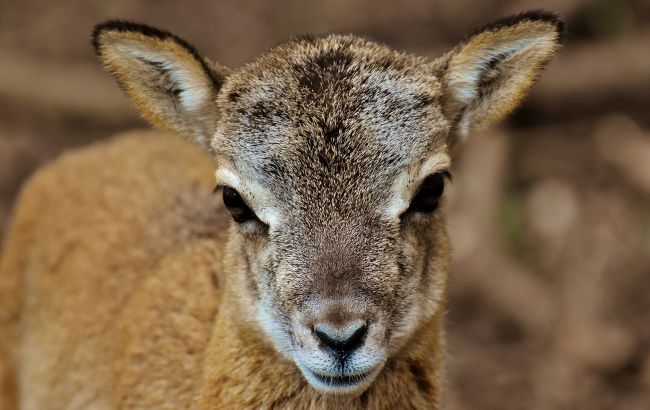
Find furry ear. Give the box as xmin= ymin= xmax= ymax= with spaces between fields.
xmin=439 ymin=11 xmax=563 ymax=140
xmin=92 ymin=21 xmax=228 ymax=147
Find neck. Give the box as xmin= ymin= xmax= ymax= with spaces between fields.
xmin=198 ymin=301 xmax=445 ymax=409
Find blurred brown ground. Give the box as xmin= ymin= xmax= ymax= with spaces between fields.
xmin=0 ymin=0 xmax=649 ymax=408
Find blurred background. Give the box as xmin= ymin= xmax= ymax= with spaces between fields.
xmin=0 ymin=0 xmax=648 ymax=408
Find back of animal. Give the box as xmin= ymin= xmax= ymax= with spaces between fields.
xmin=0 ymin=132 xmax=229 ymax=409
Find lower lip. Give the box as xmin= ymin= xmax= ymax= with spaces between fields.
xmin=311 ymin=371 xmax=371 ymax=387
xmin=296 ymin=359 xmax=385 ymax=393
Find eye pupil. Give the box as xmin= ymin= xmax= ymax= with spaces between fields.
xmin=407 ymin=172 xmax=447 ymax=214
xmin=222 ymin=187 xmax=254 ymax=223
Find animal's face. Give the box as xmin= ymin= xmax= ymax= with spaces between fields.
xmin=93 ymin=12 xmax=562 ymax=394
xmin=212 ymin=40 xmax=452 ymax=392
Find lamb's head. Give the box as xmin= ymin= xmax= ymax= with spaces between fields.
xmin=93 ymin=12 xmax=562 ymax=395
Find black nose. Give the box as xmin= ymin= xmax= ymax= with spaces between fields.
xmin=313 ymin=321 xmax=368 ymax=358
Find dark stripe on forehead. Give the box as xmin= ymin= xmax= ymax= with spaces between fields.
xmin=312 ymin=48 xmax=353 ymax=70
xmin=320 ymin=118 xmax=343 ymax=143
xmin=296 ymin=47 xmax=354 ymax=94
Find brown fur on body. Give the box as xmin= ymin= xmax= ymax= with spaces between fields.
xmin=1 ymin=11 xmax=562 ymax=409
xmin=0 ymin=133 xmax=225 ymax=409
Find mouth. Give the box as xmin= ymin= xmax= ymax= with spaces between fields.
xmin=312 ymin=371 xmax=370 ymax=386
xmin=299 ymin=365 xmax=382 ymax=394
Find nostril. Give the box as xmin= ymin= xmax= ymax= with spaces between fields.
xmin=313 ymin=321 xmax=368 ymax=357
xmin=345 ymin=324 xmax=368 ymax=350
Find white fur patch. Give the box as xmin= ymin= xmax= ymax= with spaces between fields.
xmin=125 ymin=46 xmax=209 ymax=113
xmin=255 ymin=304 xmax=293 ymax=358
xmin=214 ymin=167 xmax=283 ymax=229
xmin=449 ymin=39 xmax=535 ymax=105
xmin=386 ymin=153 xmax=451 ymax=219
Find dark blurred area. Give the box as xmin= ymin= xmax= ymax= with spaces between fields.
xmin=0 ymin=1 xmax=648 ymax=408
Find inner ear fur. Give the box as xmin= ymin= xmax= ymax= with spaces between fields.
xmin=92 ymin=20 xmax=228 ymax=147
xmin=439 ymin=10 xmax=564 ymax=140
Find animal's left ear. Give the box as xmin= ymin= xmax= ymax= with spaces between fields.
xmin=438 ymin=11 xmax=564 ymax=141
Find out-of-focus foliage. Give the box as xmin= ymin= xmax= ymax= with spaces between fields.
xmin=0 ymin=1 xmax=648 ymax=408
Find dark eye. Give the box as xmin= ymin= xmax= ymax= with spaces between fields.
xmin=222 ymin=186 xmax=257 ymax=223
xmin=405 ymin=171 xmax=449 ymax=214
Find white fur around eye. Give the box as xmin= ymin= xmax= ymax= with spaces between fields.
xmin=386 ymin=153 xmax=451 ymax=219
xmin=215 ymin=168 xmax=282 ymax=229
xmin=386 ymin=171 xmax=412 ymax=218
xmin=214 ymin=168 xmax=241 ymax=190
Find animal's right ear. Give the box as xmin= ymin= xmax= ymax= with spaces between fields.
xmin=92 ymin=21 xmax=228 ymax=148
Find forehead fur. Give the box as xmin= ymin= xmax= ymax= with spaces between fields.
xmin=212 ymin=34 xmax=449 ymax=211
